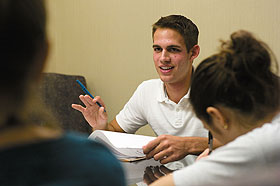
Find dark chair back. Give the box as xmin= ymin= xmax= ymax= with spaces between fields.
xmin=38 ymin=72 xmax=91 ymax=134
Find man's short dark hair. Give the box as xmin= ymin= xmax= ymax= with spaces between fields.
xmin=152 ymin=15 xmax=199 ymax=52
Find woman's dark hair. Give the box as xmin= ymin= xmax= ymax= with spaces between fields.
xmin=0 ymin=0 xmax=46 ymax=76
xmin=0 ymin=0 xmax=46 ymax=82
xmin=0 ymin=0 xmax=57 ymax=127
xmin=190 ymin=30 xmax=280 ymax=124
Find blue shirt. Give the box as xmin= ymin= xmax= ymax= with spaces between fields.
xmin=0 ymin=132 xmax=126 ymax=186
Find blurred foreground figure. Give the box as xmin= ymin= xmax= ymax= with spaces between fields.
xmin=0 ymin=1 xmax=125 ymax=185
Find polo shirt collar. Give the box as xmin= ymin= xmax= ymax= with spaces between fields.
xmin=157 ymin=80 xmax=167 ymax=102
xmin=157 ymin=80 xmax=190 ymax=103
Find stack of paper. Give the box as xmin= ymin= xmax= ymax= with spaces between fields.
xmin=88 ymin=130 xmax=156 ymax=162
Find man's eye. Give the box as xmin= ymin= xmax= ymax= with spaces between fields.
xmin=153 ymin=48 xmax=162 ymax=52
xmin=169 ymin=48 xmax=181 ymax=52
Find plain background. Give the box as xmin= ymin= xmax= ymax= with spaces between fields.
xmin=45 ymin=0 xmax=280 ymax=136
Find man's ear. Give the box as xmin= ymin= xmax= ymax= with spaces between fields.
xmin=189 ymin=45 xmax=200 ymax=61
xmin=206 ymin=106 xmax=228 ymax=130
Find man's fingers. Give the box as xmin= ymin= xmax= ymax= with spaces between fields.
xmin=159 ymin=155 xmax=174 ymax=164
xmin=95 ymin=96 xmax=106 ymax=108
xmin=79 ymin=95 xmax=92 ymax=107
xmin=71 ymin=104 xmax=85 ymax=113
xmin=143 ymin=138 xmax=161 ymax=154
xmin=86 ymin=95 xmax=106 ymax=110
xmin=84 ymin=95 xmax=95 ymax=106
xmin=145 ymin=145 xmax=165 ymax=160
xmin=98 ymin=107 xmax=107 ymax=119
xmin=153 ymin=148 xmax=170 ymax=161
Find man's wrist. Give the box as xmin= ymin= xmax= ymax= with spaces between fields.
xmin=91 ymin=123 xmax=109 ymax=131
xmin=183 ymin=137 xmax=208 ymax=155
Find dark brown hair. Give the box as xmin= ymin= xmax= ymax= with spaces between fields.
xmin=152 ymin=15 xmax=199 ymax=52
xmin=0 ymin=0 xmax=55 ymax=127
xmin=190 ymin=30 xmax=280 ymax=124
xmin=0 ymin=0 xmax=46 ymax=79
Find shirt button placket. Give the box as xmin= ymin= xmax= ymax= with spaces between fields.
xmin=174 ymin=105 xmax=183 ymax=128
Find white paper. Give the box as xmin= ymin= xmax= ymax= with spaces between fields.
xmin=88 ymin=130 xmax=156 ymax=159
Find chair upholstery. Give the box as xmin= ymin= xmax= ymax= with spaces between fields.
xmin=38 ymin=72 xmax=92 ymax=134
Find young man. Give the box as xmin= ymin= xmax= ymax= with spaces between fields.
xmin=72 ymin=15 xmax=216 ymax=167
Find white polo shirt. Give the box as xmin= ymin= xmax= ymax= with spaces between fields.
xmin=116 ymin=79 xmax=207 ymax=166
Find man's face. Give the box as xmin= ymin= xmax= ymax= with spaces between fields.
xmin=153 ymin=28 xmax=193 ymax=85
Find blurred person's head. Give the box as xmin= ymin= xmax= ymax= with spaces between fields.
xmin=0 ymin=0 xmax=51 ymax=127
xmin=190 ymin=30 xmax=280 ymax=144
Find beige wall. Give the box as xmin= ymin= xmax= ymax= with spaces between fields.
xmin=45 ymin=0 xmax=280 ymax=136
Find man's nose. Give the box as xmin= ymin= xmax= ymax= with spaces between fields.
xmin=160 ymin=50 xmax=171 ymax=63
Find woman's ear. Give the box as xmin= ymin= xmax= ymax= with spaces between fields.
xmin=39 ymin=39 xmax=49 ymax=73
xmin=33 ymin=39 xmax=49 ymax=82
xmin=206 ymin=107 xmax=228 ymax=130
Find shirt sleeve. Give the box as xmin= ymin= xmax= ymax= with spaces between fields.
xmin=116 ymin=82 xmax=148 ymax=133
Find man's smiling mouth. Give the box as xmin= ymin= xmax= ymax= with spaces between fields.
xmin=160 ymin=66 xmax=174 ymax=70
